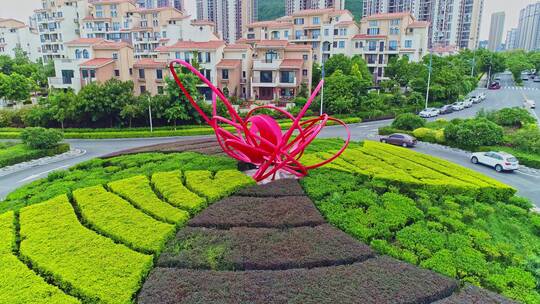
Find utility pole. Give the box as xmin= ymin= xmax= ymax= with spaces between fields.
xmin=486 ymin=65 xmax=492 ymax=89
xmin=425 ymin=50 xmax=433 ymax=110
xmin=148 ymin=95 xmax=153 ymax=133
xmin=471 ymin=55 xmax=476 ymax=77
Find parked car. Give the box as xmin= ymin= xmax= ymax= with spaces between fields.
xmin=439 ymin=105 xmax=454 ymax=114
xmin=462 ymin=98 xmax=474 ymax=108
xmin=477 ymin=93 xmax=486 ymax=101
xmin=489 ymin=82 xmax=501 ymax=90
xmin=534 ymin=77 xmax=540 ymax=82
xmin=470 ymin=151 xmax=520 ymax=172
xmin=451 ymin=102 xmax=465 ymax=111
xmin=524 ymin=99 xmax=536 ymax=109
xmin=380 ymin=133 xmax=417 ymax=148
xmin=419 ymin=108 xmax=440 ymax=118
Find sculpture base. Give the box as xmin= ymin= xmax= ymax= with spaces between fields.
xmin=244 ymin=168 xmax=300 ymax=185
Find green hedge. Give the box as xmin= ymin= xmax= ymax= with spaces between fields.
xmin=0 ymin=143 xmax=70 ymax=168
xmin=0 ymin=117 xmax=361 ymax=139
xmin=185 ymin=170 xmax=255 ymax=201
xmin=151 ymin=171 xmax=206 ymax=213
xmin=378 ymin=126 xmax=413 ymax=136
xmin=72 ymin=186 xmax=175 ymax=253
xmin=18 ymin=195 xmax=153 ymax=304
xmin=108 ymin=175 xmax=190 ymax=225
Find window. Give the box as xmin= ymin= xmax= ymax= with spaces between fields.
xmin=355 ymin=41 xmax=363 ymax=49
xmin=368 ymin=41 xmax=377 ymax=51
xmin=112 ymin=52 xmax=118 ymax=59
xmin=369 ymin=20 xmax=378 ymax=26
xmin=339 ymin=28 xmax=347 ymax=36
xmin=390 ymin=27 xmax=399 ymax=35
xmin=265 ymin=51 xmax=278 ymax=63
xmin=303 ymin=54 xmax=308 ymax=61
xmin=312 ymin=41 xmax=320 ymax=48
xmin=302 ymin=69 xmax=308 ymax=76
xmin=271 ymin=31 xmax=280 ymax=39
xmin=75 ymin=49 xmax=82 ymax=59
xmin=367 ymin=28 xmax=380 ymax=35
xmin=294 ymin=18 xmax=304 ymax=25
xmin=175 ymin=52 xmax=181 ymax=59
xmin=284 ymin=30 xmax=289 ymax=38
xmin=156 ymin=69 xmax=163 ymax=79
xmin=140 ymin=86 xmax=146 ymax=93
xmin=389 ymin=40 xmax=398 ymax=51
xmin=404 ymin=40 xmax=412 ymax=48
xmin=90 ymin=70 xmax=95 ymax=78
xmin=157 ymin=86 xmax=164 ymax=94
xmin=295 ymin=30 xmax=302 ymax=39
xmin=82 ymin=49 xmax=89 ymax=59
xmin=312 ymin=17 xmax=320 ymax=24
xmin=114 ymin=69 xmax=120 ymax=77
xmin=260 ymin=71 xmax=273 ymax=83
xmin=82 ymin=70 xmax=89 ymax=78
xmin=391 ymin=19 xmax=400 ymax=25
xmin=334 ymin=29 xmax=338 ymax=35
xmin=113 ymin=22 xmax=120 ymax=31
xmin=324 ymin=29 xmax=329 ymax=36
xmin=338 ymin=41 xmax=345 ymax=48
xmin=222 ymin=69 xmax=229 ymax=80
xmin=139 ymin=69 xmax=145 ymax=79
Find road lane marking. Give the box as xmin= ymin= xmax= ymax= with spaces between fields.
xmin=17 ymin=164 xmax=71 ymax=183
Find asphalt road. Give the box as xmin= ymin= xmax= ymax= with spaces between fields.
xmin=1 ymin=74 xmax=539 ymax=207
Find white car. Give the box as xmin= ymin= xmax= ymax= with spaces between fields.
xmin=462 ymin=98 xmax=474 ymax=108
xmin=477 ymin=93 xmax=486 ymax=102
xmin=470 ymin=151 xmax=520 ymax=172
xmin=451 ymin=102 xmax=465 ymax=111
xmin=419 ymin=108 xmax=440 ymax=118
xmin=524 ymin=99 xmax=536 ymax=109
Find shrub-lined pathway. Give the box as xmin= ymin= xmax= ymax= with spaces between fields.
xmin=139 ymin=179 xmax=515 ymax=304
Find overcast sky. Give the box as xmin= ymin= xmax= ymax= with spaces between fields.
xmin=0 ymin=0 xmax=537 ymax=41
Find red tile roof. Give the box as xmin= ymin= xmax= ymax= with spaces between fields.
xmin=280 ymin=59 xmax=304 ymax=69
xmin=225 ymin=44 xmax=252 ymax=50
xmin=291 ymin=8 xmax=350 ymax=17
xmin=408 ymin=21 xmax=430 ymax=28
xmin=66 ymin=38 xmax=106 ymax=45
xmin=156 ymin=40 xmax=225 ymax=51
xmin=247 ymin=21 xmax=292 ymax=28
xmin=286 ymin=44 xmax=312 ymax=51
xmin=79 ymin=58 xmax=115 ymax=68
xmin=191 ymin=20 xmax=216 ymax=26
xmin=255 ymin=40 xmax=289 ymax=48
xmin=216 ymin=59 xmax=241 ymax=68
xmin=353 ymin=34 xmax=387 ymax=39
xmin=364 ymin=12 xmax=411 ymax=20
xmin=336 ymin=20 xmax=356 ymax=27
xmin=82 ymin=16 xmax=112 ymax=21
xmin=133 ymin=58 xmax=167 ymax=68
xmin=93 ymin=41 xmax=132 ymax=49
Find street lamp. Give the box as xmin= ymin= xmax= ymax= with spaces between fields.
xmin=148 ymin=94 xmax=153 ymax=133
xmin=425 ymin=32 xmax=443 ymax=110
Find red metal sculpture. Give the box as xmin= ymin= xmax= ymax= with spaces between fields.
xmin=169 ymin=59 xmax=350 ymax=182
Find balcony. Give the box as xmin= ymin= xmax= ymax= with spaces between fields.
xmin=279 ymin=77 xmax=297 ymax=87
xmin=251 ymin=75 xmax=278 ymax=87
xmin=253 ymin=59 xmax=282 ymax=71
xmin=48 ymin=77 xmax=82 ymax=91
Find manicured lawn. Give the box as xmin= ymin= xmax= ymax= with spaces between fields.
xmin=0 ymin=142 xmax=70 ymax=168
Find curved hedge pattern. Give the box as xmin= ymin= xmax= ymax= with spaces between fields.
xmin=73 ymin=186 xmax=175 ymax=253
xmin=185 ymin=170 xmax=255 ymax=201
xmin=18 ymin=195 xmax=154 ymax=304
xmin=151 ymin=171 xmax=206 ymax=213
xmin=108 ymin=175 xmax=190 ymax=224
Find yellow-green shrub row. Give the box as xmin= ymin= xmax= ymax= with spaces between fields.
xmin=185 ymin=170 xmax=255 ymax=201
xmin=72 ymin=186 xmax=175 ymax=253
xmin=0 ymin=211 xmax=81 ymax=304
xmin=151 ymin=171 xmax=206 ymax=213
xmin=18 ymin=195 xmax=153 ymax=304
xmin=108 ymin=176 xmax=189 ymax=225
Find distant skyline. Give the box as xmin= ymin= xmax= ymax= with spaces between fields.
xmin=1 ymin=0 xmax=539 ymax=42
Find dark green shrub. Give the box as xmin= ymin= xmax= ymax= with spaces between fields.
xmin=391 ymin=113 xmax=426 ymax=131
xmin=507 ymin=196 xmax=533 ymax=210
xmin=444 ymin=118 xmax=504 ymax=149
xmin=485 ymin=107 xmax=536 ymax=128
xmin=20 ymin=127 xmax=63 ymax=149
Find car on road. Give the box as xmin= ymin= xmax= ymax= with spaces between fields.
xmin=534 ymin=77 xmax=540 ymax=82
xmin=470 ymin=151 xmax=520 ymax=172
xmin=438 ymin=105 xmax=454 ymax=114
xmin=462 ymin=98 xmax=474 ymax=108
xmin=380 ymin=133 xmax=417 ymax=148
xmin=524 ymin=99 xmax=536 ymax=109
xmin=476 ymin=93 xmax=486 ymax=102
xmin=489 ymin=82 xmax=501 ymax=90
xmin=419 ymin=108 xmax=439 ymax=118
xmin=451 ymin=102 xmax=465 ymax=111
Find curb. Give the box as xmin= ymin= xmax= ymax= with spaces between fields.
xmin=0 ymin=149 xmax=87 ymax=178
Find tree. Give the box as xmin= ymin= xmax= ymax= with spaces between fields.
xmin=323 ymin=54 xmax=353 ymax=76
xmin=324 ymin=69 xmax=361 ymax=114
xmin=164 ymin=68 xmax=205 ymax=128
xmin=505 ymin=51 xmax=533 ymax=84
xmin=120 ymin=103 xmax=142 ymax=128
xmin=312 ymin=62 xmax=322 ymax=87
xmin=46 ymin=90 xmax=76 ymax=129
xmin=0 ymin=72 xmax=35 ymax=101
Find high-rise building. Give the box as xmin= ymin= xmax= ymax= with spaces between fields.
xmin=516 ymin=2 xmax=540 ymax=51
xmin=286 ymin=0 xmax=346 ymax=16
xmin=196 ymin=0 xmax=257 ymax=43
xmin=136 ymin=0 xmax=185 ymax=10
xmin=487 ymin=12 xmax=504 ymax=51
xmin=0 ymin=19 xmax=41 ymax=62
xmin=505 ymin=28 xmax=519 ymax=50
xmin=362 ymin=0 xmax=483 ymax=49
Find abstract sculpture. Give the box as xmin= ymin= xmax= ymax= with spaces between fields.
xmin=169 ymin=59 xmax=350 ymax=182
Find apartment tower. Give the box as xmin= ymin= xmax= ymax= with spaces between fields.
xmin=516 ymin=2 xmax=540 ymax=51
xmin=286 ymin=0 xmax=346 ymax=16
xmin=196 ymin=0 xmax=257 ymax=42
xmin=487 ymin=12 xmax=505 ymax=51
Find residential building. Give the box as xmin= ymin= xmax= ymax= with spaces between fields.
xmin=487 ymin=12 xmax=505 ymax=51
xmin=217 ymin=43 xmax=253 ymax=99
xmin=352 ymin=12 xmax=429 ymax=80
xmin=136 ymin=0 xmax=185 ymax=11
xmin=196 ymin=0 xmax=257 ymax=43
xmin=516 ymin=2 xmax=540 ymax=51
xmin=505 ymin=28 xmax=519 ymax=51
xmin=82 ymin=0 xmax=138 ymax=42
xmin=362 ymin=0 xmax=484 ymax=49
xmin=33 ymin=0 xmax=91 ymax=61
xmin=286 ymin=0 xmax=346 ymax=15
xmin=244 ymin=8 xmax=359 ymax=63
xmin=0 ymin=19 xmax=41 ymax=62
xmin=249 ymin=40 xmax=312 ymax=101
xmin=48 ymin=37 xmax=134 ymax=92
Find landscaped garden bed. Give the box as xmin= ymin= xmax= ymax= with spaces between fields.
xmin=0 ymin=138 xmax=537 ymax=303
xmin=0 ymin=141 xmax=69 ymax=169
